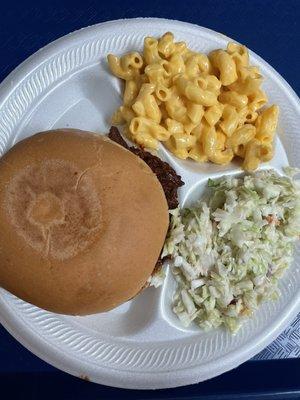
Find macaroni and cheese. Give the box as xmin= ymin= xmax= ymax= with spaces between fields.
xmin=108 ymin=32 xmax=279 ymax=171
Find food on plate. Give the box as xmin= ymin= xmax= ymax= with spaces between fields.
xmin=163 ymin=169 xmax=300 ymax=332
xmin=108 ymin=126 xmax=184 ymax=209
xmin=108 ymin=126 xmax=184 ymax=287
xmin=108 ymin=32 xmax=279 ymax=171
xmin=0 ymin=129 xmax=170 ymax=314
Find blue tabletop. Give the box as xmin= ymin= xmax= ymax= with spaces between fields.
xmin=0 ymin=1 xmax=300 ymax=398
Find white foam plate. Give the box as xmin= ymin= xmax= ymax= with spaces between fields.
xmin=0 ymin=18 xmax=300 ymax=390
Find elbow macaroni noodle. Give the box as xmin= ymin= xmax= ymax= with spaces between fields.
xmin=108 ymin=32 xmax=279 ymax=171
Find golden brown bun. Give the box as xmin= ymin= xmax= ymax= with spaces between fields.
xmin=0 ymin=129 xmax=169 ymax=315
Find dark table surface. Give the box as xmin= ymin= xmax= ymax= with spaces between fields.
xmin=0 ymin=1 xmax=300 ymax=399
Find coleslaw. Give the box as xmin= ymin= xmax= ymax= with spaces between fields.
xmin=162 ymin=169 xmax=300 ymax=333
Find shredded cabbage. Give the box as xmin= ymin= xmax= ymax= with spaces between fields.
xmin=163 ymin=169 xmax=300 ymax=333
xmin=147 ymin=268 xmax=165 ymax=288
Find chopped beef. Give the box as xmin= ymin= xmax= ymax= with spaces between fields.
xmin=108 ymin=126 xmax=129 ymax=149
xmin=152 ymin=258 xmax=163 ymax=276
xmin=108 ymin=126 xmax=184 ymax=209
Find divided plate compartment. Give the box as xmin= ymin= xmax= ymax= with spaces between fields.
xmin=160 ymin=136 xmax=289 ymax=333
xmin=0 ymin=18 xmax=299 ymax=389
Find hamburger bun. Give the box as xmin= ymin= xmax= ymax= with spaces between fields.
xmin=0 ymin=129 xmax=169 ymax=315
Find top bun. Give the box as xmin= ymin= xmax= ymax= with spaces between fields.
xmin=0 ymin=129 xmax=169 ymax=314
